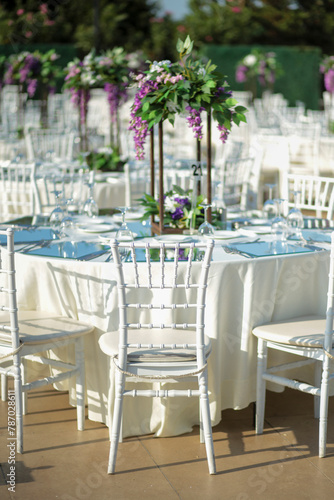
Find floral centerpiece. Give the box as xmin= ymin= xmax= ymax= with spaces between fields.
xmin=235 ymin=49 xmax=282 ymax=96
xmin=80 ymin=146 xmax=126 ymax=173
xmin=138 ymin=185 xmax=222 ymax=230
xmin=95 ymin=47 xmax=145 ymax=148
xmin=320 ymin=56 xmax=334 ymax=133
xmin=4 ymin=49 xmax=62 ymax=132
xmin=64 ymin=48 xmax=144 ymax=152
xmin=63 ymin=51 xmax=102 ymax=151
xmin=320 ymin=55 xmax=334 ymax=94
xmin=129 ymin=36 xmax=247 ymax=160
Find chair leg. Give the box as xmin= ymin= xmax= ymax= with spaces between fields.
xmin=319 ymin=357 xmax=330 ymax=458
xmin=13 ymin=357 xmax=23 ymax=454
xmin=75 ymin=337 xmax=85 ymax=431
xmin=198 ymin=372 xmax=216 ymax=475
xmin=199 ymin=397 xmax=204 ymax=443
xmin=314 ymin=360 xmax=322 ymax=419
xmin=1 ymin=373 xmax=8 ymax=401
xmin=21 ymin=360 xmax=27 ymax=415
xmin=255 ymin=338 xmax=267 ymax=435
xmin=108 ymin=370 xmax=125 ymax=474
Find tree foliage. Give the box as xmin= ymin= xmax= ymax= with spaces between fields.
xmin=1 ymin=1 xmax=334 ymax=58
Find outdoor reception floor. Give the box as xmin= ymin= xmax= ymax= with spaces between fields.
xmin=1 ymin=384 xmax=334 ymax=500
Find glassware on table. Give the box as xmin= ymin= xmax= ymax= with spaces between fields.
xmin=60 ymin=215 xmax=74 ymax=237
xmin=49 ymin=190 xmax=65 ymax=229
xmin=116 ymin=207 xmax=134 ymax=260
xmin=263 ymin=183 xmax=277 ymax=220
xmin=287 ymin=190 xmax=304 ymax=240
xmin=83 ymin=180 xmax=99 ymax=218
xmin=271 ymin=199 xmax=288 ymax=241
xmin=198 ymin=203 xmax=215 ymax=236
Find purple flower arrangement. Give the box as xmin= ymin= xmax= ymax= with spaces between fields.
xmin=138 ymin=185 xmax=209 ymax=230
xmin=4 ymin=49 xmax=61 ymax=98
xmin=320 ymin=56 xmax=334 ymax=94
xmin=235 ymin=50 xmax=282 ymax=88
xmin=129 ymin=36 xmax=248 ymax=160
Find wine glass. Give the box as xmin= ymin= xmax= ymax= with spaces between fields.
xmin=287 ymin=190 xmax=304 ymax=240
xmin=49 ymin=190 xmax=64 ymax=229
xmin=271 ymin=199 xmax=288 ymax=241
xmin=263 ymin=183 xmax=277 ymax=220
xmin=116 ymin=207 xmax=134 ymax=260
xmin=198 ymin=203 xmax=215 ymax=236
xmin=83 ymin=180 xmax=99 ymax=218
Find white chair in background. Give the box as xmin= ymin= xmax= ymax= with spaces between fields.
xmin=0 ymin=228 xmax=95 ymax=452
xmin=25 ymin=128 xmax=76 ymax=162
xmin=212 ymin=143 xmax=264 ymax=211
xmin=280 ymin=119 xmax=321 ymax=176
xmin=34 ymin=169 xmax=90 ymax=216
xmin=252 ymin=232 xmax=334 ymax=458
xmin=124 ymin=160 xmax=151 ymax=207
xmin=281 ymin=172 xmax=334 ymax=219
xmin=0 ymin=160 xmax=39 ymax=222
xmin=98 ymin=239 xmax=216 ymax=474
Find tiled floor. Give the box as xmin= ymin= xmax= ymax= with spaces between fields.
xmin=0 ymin=385 xmax=333 ymax=500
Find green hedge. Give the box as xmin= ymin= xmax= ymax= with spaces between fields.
xmin=201 ymin=44 xmax=322 ymax=110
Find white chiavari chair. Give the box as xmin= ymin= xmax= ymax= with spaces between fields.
xmin=99 ymin=239 xmax=216 ymax=474
xmin=252 ymin=232 xmax=334 ymax=458
xmin=0 ymin=160 xmax=39 ymax=222
xmin=281 ymin=172 xmax=334 ymax=220
xmin=0 ymin=227 xmax=95 ymax=452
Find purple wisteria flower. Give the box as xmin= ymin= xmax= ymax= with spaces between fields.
xmin=325 ymin=69 xmax=334 ymax=93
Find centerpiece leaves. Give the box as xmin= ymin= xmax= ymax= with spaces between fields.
xmin=129 ymin=36 xmax=248 ymax=160
xmin=138 ymin=185 xmax=222 ymax=230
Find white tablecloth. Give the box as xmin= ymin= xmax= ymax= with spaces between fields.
xmin=13 ymin=238 xmax=330 ymax=437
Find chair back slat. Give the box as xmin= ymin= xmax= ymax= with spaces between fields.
xmin=282 ymin=172 xmax=334 ymax=219
xmin=110 ymin=238 xmax=214 ymax=352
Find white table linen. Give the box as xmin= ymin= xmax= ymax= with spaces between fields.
xmin=13 ymin=237 xmax=330 ymax=437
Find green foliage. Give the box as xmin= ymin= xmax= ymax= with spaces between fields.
xmin=133 ymin=36 xmax=247 ymax=130
xmin=79 ymin=146 xmax=126 ymax=173
xmin=137 ymin=185 xmax=221 ymax=230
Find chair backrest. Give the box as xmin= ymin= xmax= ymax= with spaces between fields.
xmin=34 ymin=169 xmax=90 ymax=215
xmin=124 ymin=160 xmax=151 ymax=207
xmin=0 ymin=160 xmax=39 ymax=222
xmin=25 ymin=129 xmax=75 ymax=162
xmin=281 ymin=172 xmax=334 ymax=219
xmin=0 ymin=228 xmax=19 ymax=355
xmin=280 ymin=120 xmax=321 ymax=175
xmin=110 ymin=239 xmax=214 ymax=362
xmin=212 ymin=147 xmax=263 ymax=211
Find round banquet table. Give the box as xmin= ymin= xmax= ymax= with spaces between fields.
xmin=12 ymin=229 xmax=331 ymax=438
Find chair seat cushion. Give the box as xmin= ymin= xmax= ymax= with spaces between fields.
xmin=99 ymin=328 xmax=212 ymax=362
xmin=252 ymin=314 xmax=334 ymax=348
xmin=0 ymin=310 xmax=94 ymax=345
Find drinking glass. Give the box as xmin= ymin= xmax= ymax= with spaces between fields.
xmin=198 ymin=203 xmax=215 ymax=236
xmin=116 ymin=207 xmax=134 ymax=260
xmin=263 ymin=183 xmax=277 ymax=220
xmin=287 ymin=190 xmax=304 ymax=240
xmin=83 ymin=181 xmax=99 ymax=218
xmin=49 ymin=190 xmax=64 ymax=229
xmin=271 ymin=199 xmax=288 ymax=241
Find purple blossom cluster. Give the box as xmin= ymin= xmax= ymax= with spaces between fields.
xmin=104 ymin=82 xmax=128 ymax=122
xmin=325 ymin=69 xmax=334 ymax=93
xmin=235 ymin=65 xmax=248 ymax=83
xmin=217 ymin=123 xmax=230 ymax=144
xmin=185 ymin=106 xmax=205 ymax=140
xmin=69 ymin=88 xmax=90 ymax=124
xmin=129 ymin=78 xmax=158 ymax=160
